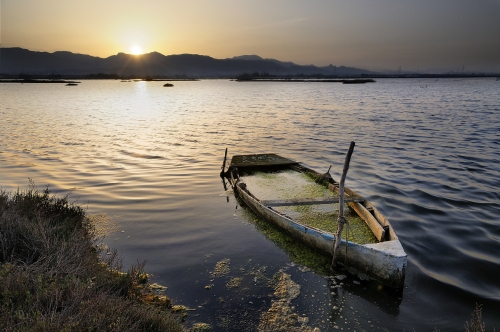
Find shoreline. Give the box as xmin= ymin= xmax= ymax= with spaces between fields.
xmin=0 ymin=185 xmax=187 ymax=331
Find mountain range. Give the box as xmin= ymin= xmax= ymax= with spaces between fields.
xmin=0 ymin=48 xmax=374 ymax=78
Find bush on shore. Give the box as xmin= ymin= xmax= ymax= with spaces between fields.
xmin=0 ymin=183 xmax=183 ymax=331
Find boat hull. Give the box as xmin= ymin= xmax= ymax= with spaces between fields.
xmin=227 ymin=156 xmax=407 ymax=288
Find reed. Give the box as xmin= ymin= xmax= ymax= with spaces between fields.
xmin=464 ymin=303 xmax=486 ymax=332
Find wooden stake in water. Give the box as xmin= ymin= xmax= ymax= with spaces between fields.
xmin=220 ymin=148 xmax=228 ymax=178
xmin=332 ymin=141 xmax=355 ymax=267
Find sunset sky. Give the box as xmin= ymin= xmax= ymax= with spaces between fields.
xmin=1 ymin=0 xmax=499 ymax=72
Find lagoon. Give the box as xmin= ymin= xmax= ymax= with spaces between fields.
xmin=1 ymin=78 xmax=499 ymax=331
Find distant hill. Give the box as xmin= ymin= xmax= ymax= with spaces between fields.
xmin=0 ymin=48 xmax=375 ymax=77
xmin=230 ymin=54 xmax=371 ymax=76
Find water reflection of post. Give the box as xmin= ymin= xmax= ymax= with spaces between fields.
xmin=220 ymin=148 xmax=230 ymax=202
xmin=220 ymin=148 xmax=228 ymax=178
xmin=221 ymin=177 xmax=230 ymax=203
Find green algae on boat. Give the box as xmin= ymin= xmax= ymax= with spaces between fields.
xmin=241 ymin=170 xmax=377 ymax=245
xmin=241 ymin=170 xmax=334 ymax=201
xmin=277 ymin=207 xmax=377 ymax=245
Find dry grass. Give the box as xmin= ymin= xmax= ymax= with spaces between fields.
xmin=465 ymin=303 xmax=487 ymax=332
xmin=0 ymin=182 xmax=183 ymax=331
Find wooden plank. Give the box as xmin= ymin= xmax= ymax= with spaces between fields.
xmin=261 ymin=196 xmax=364 ymax=207
xmin=230 ymin=154 xmax=297 ymax=167
xmin=349 ymin=202 xmax=386 ymax=242
xmin=364 ymin=200 xmax=397 ymax=240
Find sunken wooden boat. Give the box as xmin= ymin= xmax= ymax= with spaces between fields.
xmin=222 ymin=151 xmax=407 ymax=288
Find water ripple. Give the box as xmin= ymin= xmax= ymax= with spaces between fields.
xmin=1 ymin=78 xmax=499 ymax=330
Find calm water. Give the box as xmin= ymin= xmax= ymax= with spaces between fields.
xmin=1 ymin=78 xmax=499 ymax=331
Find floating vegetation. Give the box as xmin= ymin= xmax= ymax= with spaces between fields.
xmin=241 ymin=170 xmax=377 ymax=245
xmin=246 ymin=264 xmax=269 ymax=285
xmin=210 ymin=258 xmax=231 ymax=278
xmin=172 ymin=304 xmax=195 ymax=312
xmin=190 ymin=322 xmax=211 ymax=331
xmin=197 ymin=246 xmax=327 ymax=331
xmin=258 ymin=271 xmax=318 ymax=332
xmin=149 ymin=282 xmax=168 ymax=293
xmin=226 ymin=277 xmax=242 ymax=289
xmin=208 ymin=261 xmax=274 ymax=331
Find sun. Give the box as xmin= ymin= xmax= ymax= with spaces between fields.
xmin=130 ymin=44 xmax=143 ymax=55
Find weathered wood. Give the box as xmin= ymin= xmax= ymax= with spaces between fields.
xmin=349 ymin=202 xmax=386 ymax=242
xmin=261 ymin=196 xmax=364 ymax=207
xmin=230 ymin=154 xmax=297 ymax=168
xmin=220 ymin=148 xmax=228 ymax=177
xmin=222 ymin=148 xmax=228 ymax=171
xmin=364 ymin=200 xmax=397 ymax=241
xmin=332 ymin=141 xmax=356 ymax=266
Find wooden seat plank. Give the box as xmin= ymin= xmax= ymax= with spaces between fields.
xmin=261 ymin=196 xmax=364 ymax=207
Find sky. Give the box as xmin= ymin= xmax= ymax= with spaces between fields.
xmin=1 ymin=0 xmax=499 ymax=73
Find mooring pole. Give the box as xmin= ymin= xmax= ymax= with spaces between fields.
xmin=220 ymin=148 xmax=228 ymax=178
xmin=332 ymin=141 xmax=355 ymax=266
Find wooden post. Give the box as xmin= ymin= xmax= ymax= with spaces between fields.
xmin=332 ymin=141 xmax=355 ymax=266
xmin=220 ymin=148 xmax=228 ymax=178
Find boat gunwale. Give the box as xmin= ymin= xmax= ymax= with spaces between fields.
xmin=230 ymin=162 xmax=386 ymax=245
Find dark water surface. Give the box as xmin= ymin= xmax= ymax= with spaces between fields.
xmin=1 ymin=78 xmax=499 ymax=331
